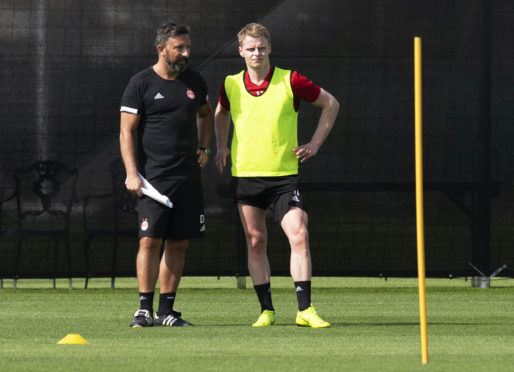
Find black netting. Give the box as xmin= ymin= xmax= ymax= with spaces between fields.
xmin=1 ymin=0 xmax=513 ymax=280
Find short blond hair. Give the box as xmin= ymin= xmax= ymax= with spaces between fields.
xmin=237 ymin=23 xmax=271 ymax=46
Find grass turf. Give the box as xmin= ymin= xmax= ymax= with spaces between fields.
xmin=1 ymin=277 xmax=514 ymax=371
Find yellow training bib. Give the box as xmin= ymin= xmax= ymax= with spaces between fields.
xmin=225 ymin=67 xmax=299 ymax=177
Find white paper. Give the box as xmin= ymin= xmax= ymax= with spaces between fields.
xmin=138 ymin=172 xmax=173 ymax=208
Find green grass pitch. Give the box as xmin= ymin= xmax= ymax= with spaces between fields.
xmin=1 ymin=277 xmax=514 ymax=371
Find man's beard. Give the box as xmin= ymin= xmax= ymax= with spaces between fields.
xmin=165 ymin=56 xmax=188 ymax=73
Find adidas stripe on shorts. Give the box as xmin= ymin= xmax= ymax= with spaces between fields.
xmin=230 ymin=175 xmax=305 ymax=223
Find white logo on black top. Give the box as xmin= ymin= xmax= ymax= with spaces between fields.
xmin=154 ymin=92 xmax=164 ymax=99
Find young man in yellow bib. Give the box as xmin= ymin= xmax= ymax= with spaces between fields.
xmin=215 ymin=23 xmax=340 ymax=327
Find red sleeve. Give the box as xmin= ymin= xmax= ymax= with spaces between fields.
xmin=291 ymin=71 xmax=321 ymax=102
xmin=218 ymin=82 xmax=230 ymax=110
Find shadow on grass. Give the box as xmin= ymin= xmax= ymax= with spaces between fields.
xmin=183 ymin=320 xmax=512 ymax=327
xmin=332 ymin=321 xmax=510 ymax=327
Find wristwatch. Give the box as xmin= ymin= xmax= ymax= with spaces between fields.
xmin=198 ymin=146 xmax=210 ymax=156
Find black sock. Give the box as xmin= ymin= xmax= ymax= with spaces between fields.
xmin=294 ymin=281 xmax=311 ymax=311
xmin=254 ymin=283 xmax=274 ymax=312
xmin=139 ymin=292 xmax=154 ymax=313
xmin=156 ymin=292 xmax=176 ymax=316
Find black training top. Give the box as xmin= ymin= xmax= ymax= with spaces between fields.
xmin=120 ymin=67 xmax=208 ymax=181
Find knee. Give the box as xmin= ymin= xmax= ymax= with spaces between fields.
xmin=140 ymin=237 xmax=161 ymax=252
xmin=138 ymin=238 xmax=162 ymax=261
xmin=289 ymin=227 xmax=309 ymax=250
xmin=246 ymin=230 xmax=266 ymax=252
xmin=166 ymin=240 xmax=189 ymax=255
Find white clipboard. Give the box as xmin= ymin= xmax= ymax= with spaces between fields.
xmin=137 ymin=172 xmax=173 ymax=208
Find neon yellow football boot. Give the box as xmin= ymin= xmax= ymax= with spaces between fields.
xmin=252 ymin=310 xmax=276 ymax=327
xmin=296 ymin=305 xmax=331 ymax=328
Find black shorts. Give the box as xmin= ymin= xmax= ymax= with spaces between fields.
xmin=231 ymin=175 xmax=305 ymax=223
xmin=138 ymin=178 xmax=205 ymax=240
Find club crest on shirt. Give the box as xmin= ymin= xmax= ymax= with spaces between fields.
xmin=141 ymin=218 xmax=149 ymax=231
xmin=186 ymin=88 xmax=195 ymax=100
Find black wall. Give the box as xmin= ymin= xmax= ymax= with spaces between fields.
xmin=1 ymin=0 xmax=513 ymax=279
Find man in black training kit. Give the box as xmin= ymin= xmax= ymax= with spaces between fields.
xmin=120 ymin=23 xmax=213 ymax=327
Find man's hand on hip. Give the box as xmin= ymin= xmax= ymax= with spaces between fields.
xmin=293 ymin=142 xmax=320 ymax=163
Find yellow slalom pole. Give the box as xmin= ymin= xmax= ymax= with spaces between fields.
xmin=414 ymin=36 xmax=429 ymax=365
